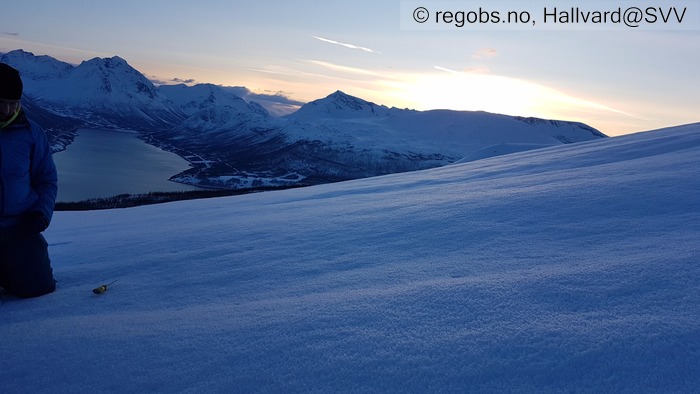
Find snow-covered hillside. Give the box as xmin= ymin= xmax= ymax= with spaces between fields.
xmin=1 ymin=123 xmax=698 ymax=393
xmin=1 ymin=50 xmax=182 ymax=129
xmin=285 ymin=92 xmax=604 ymax=158
xmin=159 ymin=83 xmax=269 ymax=117
xmin=161 ymin=83 xmax=272 ymax=136
xmin=0 ymin=49 xmax=73 ymax=81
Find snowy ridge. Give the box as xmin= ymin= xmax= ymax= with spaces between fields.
xmin=158 ymin=83 xmax=268 ymax=117
xmin=1 ymin=123 xmax=698 ymax=392
xmin=283 ymin=100 xmax=604 ymax=159
xmin=1 ymin=50 xmax=182 ymax=130
xmin=0 ymin=49 xmax=73 ymax=81
xmin=289 ymin=90 xmax=391 ymax=119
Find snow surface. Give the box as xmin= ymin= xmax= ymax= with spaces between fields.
xmin=1 ymin=123 xmax=699 ymax=393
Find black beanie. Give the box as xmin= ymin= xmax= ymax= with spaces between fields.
xmin=0 ymin=63 xmax=23 ymax=100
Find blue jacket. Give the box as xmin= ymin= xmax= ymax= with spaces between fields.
xmin=0 ymin=111 xmax=58 ymax=228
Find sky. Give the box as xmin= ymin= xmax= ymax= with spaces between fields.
xmin=1 ymin=0 xmax=698 ymax=136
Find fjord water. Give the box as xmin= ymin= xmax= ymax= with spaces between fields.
xmin=53 ymin=129 xmax=201 ymax=202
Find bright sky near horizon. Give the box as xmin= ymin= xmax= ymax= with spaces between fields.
xmin=1 ymin=0 xmax=698 ymax=136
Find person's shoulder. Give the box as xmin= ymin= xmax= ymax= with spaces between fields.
xmin=20 ymin=119 xmax=51 ymax=147
xmin=27 ymin=119 xmax=43 ymax=130
xmin=25 ymin=119 xmax=47 ymax=135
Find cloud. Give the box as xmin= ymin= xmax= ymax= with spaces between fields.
xmin=312 ymin=36 xmax=380 ymax=54
xmin=434 ymin=66 xmax=460 ymax=74
xmin=473 ymin=48 xmax=498 ymax=59
xmin=436 ymin=65 xmax=490 ymax=74
xmin=220 ymin=86 xmax=304 ymax=116
xmin=463 ymin=67 xmax=491 ymax=73
xmin=147 ymin=76 xmax=197 ymax=86
xmin=307 ymin=60 xmax=380 ymax=77
xmin=222 ymin=86 xmax=304 ymax=106
xmin=171 ymin=77 xmax=196 ymax=84
xmin=2 ymin=32 xmax=19 ymax=36
xmin=252 ymin=65 xmax=311 ymax=76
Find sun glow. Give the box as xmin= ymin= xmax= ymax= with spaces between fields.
xmin=381 ymin=68 xmax=635 ymax=125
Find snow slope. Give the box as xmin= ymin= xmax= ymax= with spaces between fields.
xmin=1 ymin=123 xmax=699 ymax=393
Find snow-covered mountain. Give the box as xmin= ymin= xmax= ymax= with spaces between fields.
xmin=285 ymin=91 xmax=604 ymax=157
xmin=290 ymin=90 xmax=391 ymax=119
xmin=159 ymin=83 xmax=268 ymax=117
xmin=0 ymin=49 xmax=73 ymax=81
xmin=2 ymin=123 xmax=698 ymax=392
xmin=2 ymin=50 xmax=607 ymax=190
xmin=1 ymin=50 xmax=183 ymax=130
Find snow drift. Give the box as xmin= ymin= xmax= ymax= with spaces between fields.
xmin=1 ymin=124 xmax=698 ymax=391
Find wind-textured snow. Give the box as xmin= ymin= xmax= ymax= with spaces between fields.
xmin=1 ymin=123 xmax=699 ymax=393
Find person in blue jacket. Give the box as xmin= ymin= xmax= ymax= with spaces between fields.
xmin=0 ymin=63 xmax=58 ymax=298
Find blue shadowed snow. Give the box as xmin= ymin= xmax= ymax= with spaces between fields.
xmin=1 ymin=123 xmax=699 ymax=393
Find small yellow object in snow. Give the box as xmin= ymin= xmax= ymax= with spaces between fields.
xmin=92 ymin=280 xmax=118 ymax=295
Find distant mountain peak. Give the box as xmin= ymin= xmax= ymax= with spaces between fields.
xmin=325 ymin=90 xmax=373 ymax=109
xmin=3 ymin=48 xmax=39 ymax=59
xmin=80 ymin=55 xmax=132 ymax=70
xmin=0 ymin=49 xmax=74 ymax=81
xmin=291 ymin=90 xmax=389 ymax=119
xmin=64 ymin=55 xmax=163 ymax=101
xmin=159 ymin=83 xmax=269 ymax=118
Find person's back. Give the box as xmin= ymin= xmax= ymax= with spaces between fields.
xmin=0 ymin=63 xmax=58 ymax=298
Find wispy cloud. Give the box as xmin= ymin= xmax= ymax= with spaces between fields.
xmin=251 ymin=65 xmax=327 ymax=79
xmin=435 ymin=65 xmax=490 ymax=74
xmin=172 ymin=77 xmax=196 ymax=84
xmin=312 ymin=36 xmax=380 ymax=54
xmin=2 ymin=32 xmax=19 ymax=36
xmin=306 ymin=60 xmax=380 ymax=76
xmin=434 ymin=66 xmax=460 ymax=74
xmin=251 ymin=66 xmax=292 ymax=75
xmin=473 ymin=48 xmax=498 ymax=59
